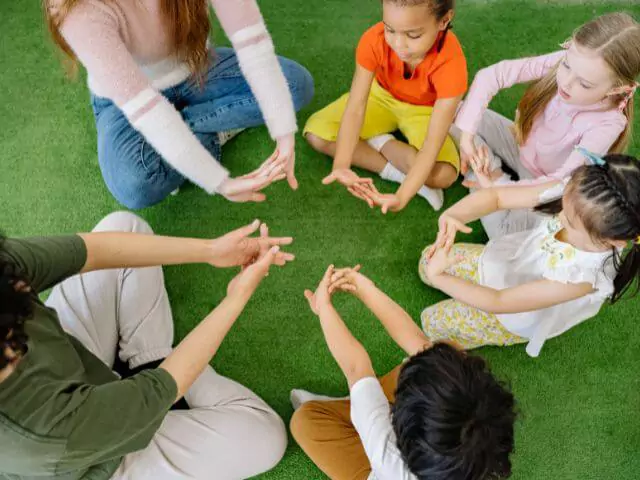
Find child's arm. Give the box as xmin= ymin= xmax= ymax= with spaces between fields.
xmin=395 ymin=95 xmax=463 ymax=208
xmin=332 ymin=65 xmax=376 ymax=171
xmin=445 ymin=179 xmax=560 ymax=224
xmin=425 ymin=248 xmax=594 ymax=314
xmin=455 ymin=51 xmax=565 ymax=135
xmin=331 ymin=268 xmax=431 ymax=356
xmin=305 ymin=266 xmax=375 ymax=388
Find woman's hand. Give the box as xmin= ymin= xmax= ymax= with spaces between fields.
xmin=209 ymin=220 xmax=294 ymax=269
xmin=273 ymin=133 xmax=298 ymax=190
xmin=218 ymin=153 xmax=287 ymax=202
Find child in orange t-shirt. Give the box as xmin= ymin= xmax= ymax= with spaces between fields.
xmin=305 ymin=0 xmax=467 ymax=212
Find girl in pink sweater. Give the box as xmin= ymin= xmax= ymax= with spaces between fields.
xmin=453 ymin=12 xmax=640 ymax=238
xmin=45 ymin=0 xmax=314 ymax=209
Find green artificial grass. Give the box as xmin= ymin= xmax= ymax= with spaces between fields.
xmin=1 ymin=1 xmax=640 ymax=478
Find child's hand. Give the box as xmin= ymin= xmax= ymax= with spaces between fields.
xmin=427 ymin=213 xmax=472 ymax=257
xmin=459 ymin=131 xmax=478 ymax=175
xmin=426 ymin=246 xmax=463 ymax=281
xmin=328 ymin=265 xmax=364 ymax=294
xmin=371 ymin=192 xmax=404 ymax=214
xmin=304 ymin=265 xmax=336 ymax=315
xmin=463 ymin=145 xmax=499 ymax=190
xmin=323 ymin=169 xmax=379 ymax=207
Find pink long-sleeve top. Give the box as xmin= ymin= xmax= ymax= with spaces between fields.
xmin=52 ymin=0 xmax=298 ymax=194
xmin=455 ymin=51 xmax=627 ymax=180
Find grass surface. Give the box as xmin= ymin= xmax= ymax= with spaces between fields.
xmin=2 ymin=1 xmax=640 ymax=479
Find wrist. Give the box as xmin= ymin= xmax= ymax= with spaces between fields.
xmin=317 ymin=302 xmax=335 ymax=316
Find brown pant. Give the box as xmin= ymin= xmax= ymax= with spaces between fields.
xmin=290 ymin=366 xmax=402 ymax=480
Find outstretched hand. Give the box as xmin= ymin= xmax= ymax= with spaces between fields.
xmin=209 ymin=220 xmax=294 ymax=268
xmin=323 ymin=169 xmax=379 ymax=207
xmin=426 ymin=213 xmax=472 ymax=258
xmin=304 ymin=265 xmax=336 ymax=316
xmin=218 ymin=152 xmax=287 ymax=202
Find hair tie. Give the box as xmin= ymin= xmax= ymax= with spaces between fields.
xmin=618 ymin=82 xmax=639 ymax=112
xmin=559 ymin=38 xmax=572 ymax=49
xmin=575 ymin=146 xmax=606 ymax=166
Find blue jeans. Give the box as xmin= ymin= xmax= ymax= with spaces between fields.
xmin=92 ymin=48 xmax=315 ymax=209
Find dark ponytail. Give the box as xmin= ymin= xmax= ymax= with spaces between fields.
xmin=0 ymin=236 xmax=32 ymax=370
xmin=534 ymin=155 xmax=640 ymax=303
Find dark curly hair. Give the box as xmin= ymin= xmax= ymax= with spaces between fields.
xmin=0 ymin=236 xmax=33 ymax=370
xmin=392 ymin=343 xmax=516 ymax=480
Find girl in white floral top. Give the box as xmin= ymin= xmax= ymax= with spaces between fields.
xmin=419 ymin=153 xmax=640 ymax=357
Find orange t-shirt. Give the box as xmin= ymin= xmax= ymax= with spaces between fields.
xmin=356 ymin=22 xmax=468 ymax=106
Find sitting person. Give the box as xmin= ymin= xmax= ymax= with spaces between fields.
xmin=291 ymin=264 xmax=516 ymax=480
xmin=0 ymin=212 xmax=294 ymax=479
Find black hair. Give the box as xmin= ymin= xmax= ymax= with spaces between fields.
xmin=392 ymin=343 xmax=516 ymax=480
xmin=383 ymin=0 xmax=455 ymax=52
xmin=0 ymin=236 xmax=32 ymax=370
xmin=535 ymin=154 xmax=640 ymax=303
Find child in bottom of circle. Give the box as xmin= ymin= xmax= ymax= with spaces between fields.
xmin=419 ymin=153 xmax=640 ymax=357
xmin=291 ymin=265 xmax=516 ymax=480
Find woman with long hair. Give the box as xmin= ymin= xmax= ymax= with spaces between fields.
xmin=45 ymin=0 xmax=315 ymax=209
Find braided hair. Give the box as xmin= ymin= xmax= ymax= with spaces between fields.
xmin=0 ymin=236 xmax=32 ymax=370
xmin=535 ymin=154 xmax=640 ymax=303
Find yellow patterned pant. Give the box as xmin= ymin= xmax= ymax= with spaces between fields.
xmin=418 ymin=243 xmax=527 ymax=350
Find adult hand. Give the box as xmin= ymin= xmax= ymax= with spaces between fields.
xmin=322 ymin=169 xmax=379 ymax=207
xmin=273 ymin=133 xmax=298 ymax=190
xmin=304 ymin=265 xmax=336 ymax=316
xmin=426 ymin=213 xmax=472 ymax=258
xmin=210 ymin=220 xmax=294 ymax=269
xmin=218 ymin=153 xmax=286 ymax=202
xmin=226 ymin=244 xmax=287 ymax=298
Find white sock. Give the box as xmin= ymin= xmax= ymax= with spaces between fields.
xmin=170 ymin=188 xmax=180 ymax=196
xmin=290 ymin=389 xmax=349 ymax=411
xmin=367 ymin=134 xmax=395 ymax=152
xmin=379 ymin=162 xmax=444 ymax=211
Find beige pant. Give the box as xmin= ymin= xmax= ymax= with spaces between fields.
xmin=290 ymin=366 xmax=402 ymax=480
xmin=451 ymin=109 xmax=544 ymax=239
xmin=46 ymin=211 xmax=286 ymax=480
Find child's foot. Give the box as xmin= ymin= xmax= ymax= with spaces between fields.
xmin=379 ymin=161 xmax=444 ymax=210
xmin=218 ymin=128 xmax=246 ymax=147
xmin=290 ymin=389 xmax=349 ymax=410
xmin=170 ymin=188 xmax=180 ymax=196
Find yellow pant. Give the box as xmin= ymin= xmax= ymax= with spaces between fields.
xmin=418 ymin=243 xmax=527 ymax=349
xmin=304 ymin=80 xmax=460 ymax=172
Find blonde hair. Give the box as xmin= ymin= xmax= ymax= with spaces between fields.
xmin=44 ymin=0 xmax=211 ymax=81
xmin=515 ymin=12 xmax=640 ymax=153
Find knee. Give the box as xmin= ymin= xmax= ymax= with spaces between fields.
xmin=305 ymin=133 xmax=332 ymax=156
xmin=418 ymin=245 xmax=434 ymax=285
xmin=279 ymin=57 xmax=315 ymax=111
xmin=427 ymin=164 xmax=458 ymax=189
xmin=252 ymin=410 xmax=288 ymax=473
xmin=93 ymin=211 xmax=154 ymax=234
xmin=290 ymin=404 xmax=316 ymax=448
